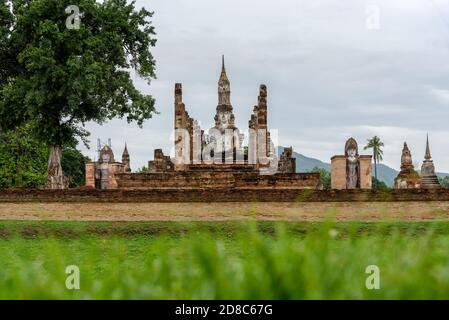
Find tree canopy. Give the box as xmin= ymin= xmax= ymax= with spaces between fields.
xmin=0 ymin=0 xmax=157 ymax=188
xmin=1 ymin=0 xmax=157 ymax=143
xmin=364 ymin=136 xmax=384 ymax=188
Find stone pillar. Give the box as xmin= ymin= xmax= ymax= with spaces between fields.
xmin=359 ymin=155 xmax=373 ymax=189
xmin=174 ymin=83 xmax=188 ymax=171
xmin=331 ymin=155 xmax=346 ymax=189
xmin=85 ymin=162 xmax=95 ymax=188
xmin=257 ymin=85 xmax=268 ymax=159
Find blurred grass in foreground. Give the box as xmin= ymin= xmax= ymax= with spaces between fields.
xmin=0 ymin=221 xmax=449 ymax=299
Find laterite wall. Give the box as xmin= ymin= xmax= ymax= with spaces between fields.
xmin=1 ymin=188 xmax=449 ymax=203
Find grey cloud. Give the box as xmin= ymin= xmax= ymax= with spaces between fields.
xmin=80 ymin=0 xmax=449 ymax=172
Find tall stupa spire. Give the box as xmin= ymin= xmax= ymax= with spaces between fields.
xmin=420 ymin=133 xmax=441 ymax=188
xmin=221 ymin=54 xmax=225 ymax=74
xmin=218 ymin=55 xmax=231 ymax=106
xmin=122 ymin=142 xmax=131 ymax=173
xmin=214 ymin=55 xmax=235 ymax=130
xmin=123 ymin=142 xmax=129 ymax=155
xmin=425 ymin=133 xmax=431 ymax=160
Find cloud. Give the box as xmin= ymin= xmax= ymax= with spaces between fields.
xmin=79 ymin=0 xmax=449 ymax=173
xmin=430 ymin=88 xmax=449 ymax=104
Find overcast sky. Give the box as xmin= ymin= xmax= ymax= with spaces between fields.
xmin=80 ymin=0 xmax=449 ymax=172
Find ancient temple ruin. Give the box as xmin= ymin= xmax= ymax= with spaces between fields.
xmin=86 ymin=58 xmax=322 ymax=190
xmin=420 ymin=135 xmax=441 ymax=189
xmin=394 ymin=142 xmax=421 ymax=189
xmin=169 ymin=57 xmax=276 ymax=173
xmin=330 ymin=138 xmax=372 ymax=189
xmin=85 ymin=140 xmax=129 ymax=190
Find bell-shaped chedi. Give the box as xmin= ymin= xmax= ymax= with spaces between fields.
xmin=394 ymin=142 xmax=421 ymax=189
xmin=420 ymin=134 xmax=441 ymax=189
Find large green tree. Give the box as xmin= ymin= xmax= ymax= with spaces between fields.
xmin=0 ymin=0 xmax=157 ymax=188
xmin=0 ymin=1 xmax=16 ymax=82
xmin=364 ymin=136 xmax=384 ymax=187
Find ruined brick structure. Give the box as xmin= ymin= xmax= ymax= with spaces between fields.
xmin=278 ymin=147 xmax=296 ymax=173
xmin=173 ymin=57 xmax=274 ymax=172
xmin=394 ymin=142 xmax=421 ymax=189
xmin=85 ymin=142 xmax=128 ymax=189
xmin=331 ymin=138 xmax=372 ymax=190
xmin=148 ymin=149 xmax=175 ymax=173
xmin=85 ymin=57 xmax=322 ymax=190
xmin=420 ymin=135 xmax=441 ymax=189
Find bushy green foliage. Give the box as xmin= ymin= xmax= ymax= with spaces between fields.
xmin=0 ymin=124 xmax=89 ymax=188
xmin=0 ymin=123 xmax=48 ymax=188
xmin=372 ymin=177 xmax=389 ymax=190
xmin=61 ymin=145 xmax=90 ymax=187
xmin=309 ymin=166 xmax=331 ymax=189
xmin=439 ymin=176 xmax=449 ymax=189
xmin=1 ymin=221 xmax=449 ymax=299
xmin=136 ymin=166 xmax=148 ymax=173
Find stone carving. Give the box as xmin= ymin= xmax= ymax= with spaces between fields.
xmin=345 ymin=138 xmax=360 ymax=189
xmin=420 ymin=134 xmax=441 ymax=189
xmin=394 ymin=142 xmax=421 ymax=189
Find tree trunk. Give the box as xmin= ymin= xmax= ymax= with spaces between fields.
xmin=373 ymin=150 xmax=378 ymax=188
xmin=45 ymin=145 xmax=68 ymax=189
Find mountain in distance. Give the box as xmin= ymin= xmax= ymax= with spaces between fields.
xmin=278 ymin=147 xmax=448 ymax=186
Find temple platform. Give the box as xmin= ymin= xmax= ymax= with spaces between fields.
xmin=114 ymin=171 xmax=322 ymax=190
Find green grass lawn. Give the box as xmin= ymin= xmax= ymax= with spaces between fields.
xmin=1 ymin=220 xmax=449 ymax=299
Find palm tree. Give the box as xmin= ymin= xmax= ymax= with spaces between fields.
xmin=364 ymin=136 xmax=384 ymax=187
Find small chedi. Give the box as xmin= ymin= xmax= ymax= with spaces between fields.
xmin=331 ymin=138 xmax=372 ymax=189
xmin=420 ymin=135 xmax=441 ymax=189
xmin=85 ymin=57 xmax=322 ymax=190
xmin=394 ymin=142 xmax=421 ymax=189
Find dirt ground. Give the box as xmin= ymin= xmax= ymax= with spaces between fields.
xmin=0 ymin=201 xmax=449 ymax=221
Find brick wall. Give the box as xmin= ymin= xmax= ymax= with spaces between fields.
xmin=331 ymin=155 xmax=372 ymax=190
xmin=2 ymin=188 xmax=449 ymax=203
xmin=114 ymin=172 xmax=322 ymax=190
xmin=331 ymin=156 xmax=346 ymax=189
xmin=85 ymin=163 xmax=95 ymax=188
xmin=359 ymin=156 xmax=372 ymax=189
